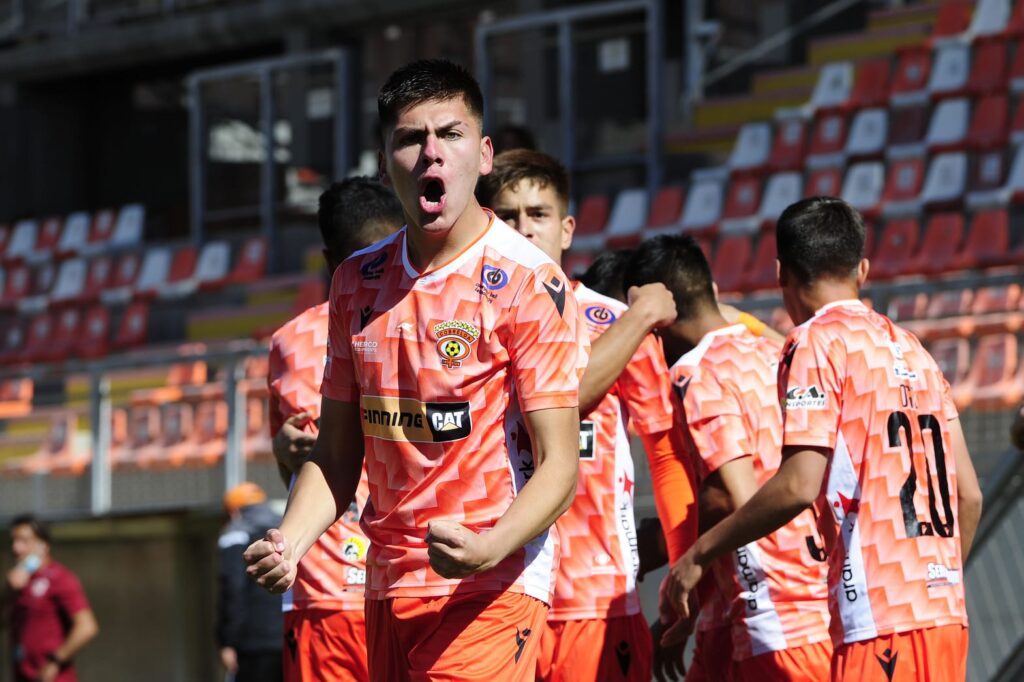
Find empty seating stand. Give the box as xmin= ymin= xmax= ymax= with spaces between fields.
xmin=572 ymin=194 xmax=611 ymax=251
xmin=604 ymin=188 xmax=648 ymax=247
xmin=643 ymin=185 xmax=686 ymax=238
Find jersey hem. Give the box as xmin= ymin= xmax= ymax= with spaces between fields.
xmin=836 ymin=617 xmax=969 ymax=646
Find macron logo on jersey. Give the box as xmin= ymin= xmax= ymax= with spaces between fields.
xmin=360 ymin=253 xmax=387 ymax=280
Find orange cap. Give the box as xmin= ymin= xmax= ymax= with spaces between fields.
xmin=223 ymin=482 xmax=267 ymax=513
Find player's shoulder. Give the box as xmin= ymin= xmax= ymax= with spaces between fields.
xmin=338 ymin=228 xmax=405 ymax=279
xmin=271 ymin=301 xmax=329 ymax=349
xmin=573 ymin=282 xmax=627 ymax=329
xmin=481 ymin=218 xmax=558 ymax=272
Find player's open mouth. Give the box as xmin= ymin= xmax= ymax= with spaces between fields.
xmin=419 ymin=179 xmax=447 ymax=215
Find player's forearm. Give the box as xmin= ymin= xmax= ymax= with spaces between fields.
xmin=579 ymin=308 xmax=656 ymax=414
xmin=280 ymin=450 xmax=353 ymax=561
xmin=55 ymin=610 xmax=99 ymax=661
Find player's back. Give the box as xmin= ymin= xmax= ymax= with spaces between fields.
xmin=779 ymin=300 xmax=967 ymax=646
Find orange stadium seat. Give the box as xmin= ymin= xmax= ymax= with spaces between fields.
xmin=13 ymin=411 xmax=81 ymax=476
xmin=244 ymin=390 xmax=272 ymax=461
xmin=890 ymin=46 xmax=932 ymax=106
xmin=951 ymin=208 xmax=1011 ymax=269
xmin=711 ymin=235 xmax=752 ymax=293
xmin=887 ymin=104 xmax=929 ymax=157
xmin=881 ymin=157 xmax=925 ymax=216
xmin=113 ymin=302 xmax=149 ymax=350
xmin=849 ymin=58 xmax=891 ymax=109
xmin=870 ymin=218 xmax=920 ymax=280
xmin=969 ymin=38 xmax=1010 ymax=95
xmin=759 ymin=172 xmax=802 ymax=227
xmin=885 ymin=292 xmax=928 ymax=323
xmin=147 ymin=403 xmax=196 ymax=468
xmin=76 ymin=306 xmax=112 ymax=359
xmin=680 ymin=178 xmax=723 ymax=234
xmin=909 ymin=287 xmax=974 ymax=340
xmin=229 ymin=237 xmax=269 ymax=284
xmin=727 ymin=122 xmax=772 ymax=175
xmin=971 ymin=284 xmax=1023 ymax=335
xmin=806 ymin=167 xmax=842 ymax=197
xmin=931 ymin=0 xmax=974 ymax=40
xmin=117 ymin=405 xmax=161 ymax=469
xmin=571 ymin=194 xmax=610 ymax=250
xmin=845 ymin=108 xmax=888 ymax=159
xmin=926 ymin=98 xmax=970 ymax=153
xmin=645 ymin=185 xmax=686 ymax=233
xmin=191 ymin=399 xmax=228 ymax=466
xmin=957 ymin=333 xmax=1020 ymax=410
xmin=720 ymin=176 xmax=761 ymax=234
xmin=740 ymin=232 xmax=777 ymax=292
xmin=0 ymin=377 xmax=32 ymax=420
xmin=928 ymin=337 xmax=971 ymax=390
xmin=928 ymin=43 xmax=971 ymax=98
xmin=906 ymin=212 xmax=965 ymax=275
xmin=604 ymin=188 xmax=648 ymax=247
xmin=920 ymin=152 xmax=967 ymax=210
xmin=806 ymin=112 xmax=848 ymax=168
xmin=161 ymin=245 xmax=199 ymax=299
xmin=56 ymin=212 xmax=90 ymax=258
xmin=768 ymin=118 xmax=807 ymax=172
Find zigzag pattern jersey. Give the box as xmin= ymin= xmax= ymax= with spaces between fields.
xmin=671 ymin=324 xmax=830 ymax=658
xmin=268 ymin=302 xmax=370 ymax=612
xmin=779 ymin=300 xmax=968 ymax=646
xmin=321 ymin=215 xmax=589 ymax=602
xmin=538 ymin=283 xmax=676 ymax=621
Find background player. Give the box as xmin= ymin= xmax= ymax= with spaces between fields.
xmin=625 ymin=234 xmax=831 ymax=682
xmin=478 ymin=148 xmax=697 ymax=682
xmin=268 ymin=178 xmax=404 ymax=681
xmin=665 ymin=197 xmax=984 ymax=681
xmin=246 ymin=59 xmax=589 ymax=681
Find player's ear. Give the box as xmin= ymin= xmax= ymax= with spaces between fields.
xmin=712 ymin=281 xmax=720 ymax=301
xmin=856 ymin=258 xmax=870 ymax=287
xmin=776 ymin=259 xmax=785 ymax=286
xmin=560 ymin=214 xmax=575 ymax=252
xmin=479 ymin=135 xmax=494 ymax=175
xmin=377 ymin=150 xmax=391 ymax=187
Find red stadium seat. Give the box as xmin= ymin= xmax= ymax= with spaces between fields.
xmin=849 ymin=58 xmax=891 ymax=109
xmin=50 ymin=308 xmax=82 ymax=362
xmin=0 ymin=224 xmax=9 ymax=260
xmin=970 ymin=284 xmax=1024 ymax=335
xmin=571 ymin=194 xmax=610 ymax=250
xmin=885 ymin=292 xmax=928 ymax=323
xmin=768 ymin=118 xmax=807 ymax=172
xmin=951 ymin=208 xmax=1011 ymax=269
xmin=957 ymin=333 xmax=1020 ymax=410
xmin=81 ymin=255 xmax=113 ymax=302
xmin=910 ymin=287 xmax=975 ymax=340
xmin=646 ymin=185 xmax=686 ymax=231
xmin=711 ymin=235 xmax=753 ymax=293
xmin=229 ymin=237 xmax=268 ymax=285
xmin=905 ymin=213 xmax=965 ymax=275
xmin=23 ymin=313 xmax=57 ymax=363
xmin=720 ymin=177 xmax=762 ymax=234
xmin=34 ymin=217 xmax=63 ymax=261
xmin=741 ymin=232 xmax=778 ymax=292
xmin=76 ymin=306 xmax=112 ymax=359
xmin=1009 ymin=0 xmax=1024 ymax=37
xmin=87 ymin=209 xmax=117 ymax=253
xmin=881 ymin=157 xmax=925 ymax=216
xmin=966 ymin=150 xmax=1008 ymax=207
xmin=969 ymin=38 xmax=1010 ymax=95
xmin=928 ymin=338 xmax=970 ymax=389
xmin=887 ymin=104 xmax=929 ymax=158
xmin=966 ymin=94 xmax=1009 ymax=150
xmin=870 ymin=219 xmax=920 ymax=280
xmin=100 ymin=251 xmax=142 ymax=304
xmin=1 ymin=264 xmax=31 ymax=308
xmin=890 ymin=46 xmax=932 ymax=106
xmin=806 ymin=168 xmax=842 ymax=197
xmin=113 ymin=302 xmax=149 ymax=350
xmin=806 ymin=112 xmax=848 ymax=168
xmin=931 ymin=0 xmax=973 ymax=40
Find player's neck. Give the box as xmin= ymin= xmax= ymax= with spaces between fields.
xmin=405 ymin=201 xmax=490 ymax=273
xmin=797 ymin=280 xmax=860 ymax=321
xmin=672 ymin=306 xmax=730 ymax=351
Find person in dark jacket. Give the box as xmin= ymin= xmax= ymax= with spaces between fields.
xmin=217 ymin=483 xmax=283 ymax=682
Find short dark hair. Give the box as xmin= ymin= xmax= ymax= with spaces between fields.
xmin=378 ymin=59 xmax=484 ymax=132
xmin=318 ymin=177 xmax=405 ymax=261
xmin=11 ymin=514 xmax=50 ymax=544
xmin=775 ymin=196 xmax=865 ymax=285
xmin=477 ymin=149 xmax=570 ymax=215
xmin=623 ymin=235 xmax=716 ymax=321
xmin=577 ymin=249 xmax=633 ymax=302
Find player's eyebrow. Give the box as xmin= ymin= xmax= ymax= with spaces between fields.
xmin=392 ymin=119 xmax=465 ymax=139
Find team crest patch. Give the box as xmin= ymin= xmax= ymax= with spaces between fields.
xmin=341 ymin=536 xmax=369 ymax=562
xmin=433 ymin=320 xmax=480 ymax=369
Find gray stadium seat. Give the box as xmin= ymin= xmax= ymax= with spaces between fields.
xmin=927 ymin=44 xmax=970 ymax=97
xmin=841 ymin=161 xmax=885 ymax=216
xmin=845 ymin=107 xmax=888 ymax=158
xmin=809 ymin=61 xmax=853 ymax=112
xmin=727 ymin=122 xmax=772 ymax=173
xmin=925 ymin=97 xmax=970 ymax=151
xmin=680 ymin=177 xmax=724 ymax=233
xmin=920 ymin=152 xmax=968 ymax=208
xmin=604 ymin=188 xmax=649 ymax=245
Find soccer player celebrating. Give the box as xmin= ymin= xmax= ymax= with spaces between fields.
xmin=246 ymin=59 xmax=589 ymax=681
xmin=268 ymin=178 xmax=404 ymax=681
xmin=477 ymin=149 xmax=697 ymax=682
xmin=625 ymin=234 xmax=831 ymax=682
xmin=665 ymin=197 xmax=984 ymax=681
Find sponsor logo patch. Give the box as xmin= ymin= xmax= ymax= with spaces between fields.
xmin=926 ymin=562 xmax=961 ymax=587
xmin=360 ymin=253 xmax=387 ymax=280
xmin=579 ymin=421 xmax=596 ymax=460
xmin=481 ymin=264 xmax=509 ymax=290
xmin=433 ymin=320 xmax=480 ymax=369
xmin=584 ymin=305 xmax=617 ymax=325
xmin=785 ymin=385 xmax=827 ymax=410
xmin=360 ymin=395 xmax=472 ymax=443
xmin=341 ymin=536 xmax=369 ymax=562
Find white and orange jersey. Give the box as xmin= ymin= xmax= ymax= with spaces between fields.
xmin=320 ymin=215 xmax=589 ymax=603
xmin=539 ymin=283 xmax=675 ymax=621
xmin=779 ymin=300 xmax=967 ymax=646
xmin=671 ymin=324 xmax=830 ymax=658
xmin=268 ymin=303 xmax=370 ymax=612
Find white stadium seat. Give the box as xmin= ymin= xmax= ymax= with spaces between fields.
xmin=809 ymin=61 xmax=853 ymax=111
xmin=50 ymin=258 xmax=88 ymax=305
xmin=925 ymin=97 xmax=970 ymax=150
xmin=921 ymin=152 xmax=968 ymax=208
xmin=58 ymin=212 xmax=92 ymax=257
xmin=680 ymin=178 xmax=724 ymax=232
xmin=845 ymin=108 xmax=888 ymax=158
xmin=604 ymin=188 xmax=649 ymax=244
xmin=195 ymin=241 xmax=231 ymax=289
xmin=759 ymin=172 xmax=803 ymax=226
xmin=6 ymin=220 xmax=38 ymax=263
xmin=970 ymin=0 xmax=1011 ymax=38
xmin=728 ymin=122 xmax=772 ymax=173
xmin=134 ymin=247 xmax=172 ymax=298
xmin=841 ymin=162 xmax=885 ymax=215
xmin=928 ymin=44 xmax=970 ymax=97
xmin=111 ymin=204 xmax=145 ymax=250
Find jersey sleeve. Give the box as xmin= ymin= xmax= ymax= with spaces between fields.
xmin=508 ymin=265 xmax=589 ymax=413
xmin=940 ymin=375 xmax=959 ymax=422
xmin=683 ymin=375 xmax=753 ymax=474
xmin=617 ymin=332 xmax=676 ymax=435
xmin=643 ymin=426 xmax=697 ymax=563
xmin=320 ymin=266 xmax=359 ymax=403
xmin=778 ymin=326 xmax=844 ymax=450
xmin=53 ymin=569 xmax=90 ymax=618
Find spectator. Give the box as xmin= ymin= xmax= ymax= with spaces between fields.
xmin=217 ymin=483 xmax=283 ymax=682
xmin=5 ymin=514 xmax=99 ymax=682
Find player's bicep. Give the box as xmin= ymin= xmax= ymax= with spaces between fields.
xmin=311 ymin=397 xmax=364 ymax=470
xmin=522 ymin=406 xmax=580 ymax=471
xmin=705 ymin=455 xmax=757 ymax=511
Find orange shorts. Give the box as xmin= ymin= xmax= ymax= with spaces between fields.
xmin=732 ymin=640 xmax=833 ymax=682
xmin=536 ymin=612 xmax=653 ymax=681
xmin=831 ymin=625 xmax=969 ymax=682
xmin=284 ymin=608 xmax=369 ymax=682
xmin=364 ymin=590 xmax=548 ymax=682
xmin=685 ymin=624 xmax=733 ymax=682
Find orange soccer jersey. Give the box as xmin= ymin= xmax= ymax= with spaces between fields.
xmin=268 ymin=302 xmax=371 ymax=612
xmin=671 ymin=324 xmax=831 ymax=659
xmin=541 ymin=283 xmax=675 ymax=621
xmin=779 ymin=300 xmax=968 ymax=646
xmin=320 ymin=216 xmax=589 ymax=603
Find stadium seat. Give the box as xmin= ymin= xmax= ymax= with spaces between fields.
xmin=0 ymin=223 xmax=9 ymax=261
xmin=33 ymin=217 xmax=63 ymax=262
xmin=23 ymin=313 xmax=57 ymax=363
xmin=16 ymin=263 xmax=55 ymax=314
xmin=768 ymin=118 xmax=807 ymax=172
xmin=191 ymin=399 xmax=228 ymax=466
xmin=727 ymin=122 xmax=772 ymax=174
xmin=1 ymin=264 xmax=31 ymax=308
xmin=971 ymin=283 xmax=1023 ymax=335
xmin=720 ymin=177 xmax=761 ymax=234
xmin=966 ymin=150 xmax=1008 ymax=207
xmin=890 ymin=46 xmax=932 ymax=106
xmin=244 ymin=391 xmax=272 ymax=461
xmin=57 ymin=212 xmax=91 ymax=258
xmin=740 ymin=232 xmax=778 ymax=291
xmin=848 ymin=58 xmax=891 ymax=109
xmin=100 ymin=251 xmax=142 ymax=304
xmin=887 ymin=104 xmax=929 ymax=159
xmin=845 ymin=108 xmax=888 ymax=159
xmin=49 ymin=258 xmax=88 ymax=307
xmin=160 ymin=245 xmax=199 ymax=299
xmin=134 ymin=246 xmax=172 ymax=299
xmin=885 ymin=292 xmax=928 ymax=323
xmin=111 ymin=204 xmax=145 ymax=251
xmin=806 ymin=168 xmax=842 ymax=197
xmin=229 ymin=237 xmax=269 ymax=285
xmin=758 ymin=172 xmax=802 ymax=227
xmin=931 ymin=0 xmax=974 ymax=41
xmin=13 ymin=410 xmax=82 ymax=476
xmin=1009 ymin=0 xmax=1024 ymax=36
xmin=50 ymin=308 xmax=82 ymax=362
xmin=604 ymin=188 xmax=648 ymax=247
xmin=809 ymin=61 xmax=853 ymax=111
xmin=571 ymin=194 xmax=610 ymax=250
xmin=710 ymin=235 xmax=753 ymax=293
xmin=969 ymin=0 xmax=1012 ymax=38
xmin=920 ymin=152 xmax=968 ymax=210
xmin=806 ymin=112 xmax=848 ymax=168
xmin=881 ymin=157 xmax=926 ymax=216
xmin=76 ymin=307 xmax=112 ymax=359
xmin=680 ymin=178 xmax=724 ymax=233
xmin=86 ymin=209 xmax=117 ymax=254
xmin=927 ymin=43 xmax=971 ymax=98
xmin=140 ymin=403 xmax=195 ymax=469
xmin=82 ymin=255 xmax=113 ymax=303
xmin=113 ymin=302 xmax=149 ymax=350
xmin=5 ymin=219 xmax=38 ymax=264
xmin=928 ymin=338 xmax=970 ymax=390
xmin=870 ymin=218 xmax=920 ymax=280
xmin=968 ymin=38 xmax=1009 ymax=95
xmin=905 ymin=212 xmax=965 ymax=275
xmin=925 ymin=98 xmax=970 ymax=152
xmin=951 ymin=208 xmax=1013 ymax=269
xmin=117 ymin=405 xmax=161 ymax=469
xmin=644 ymin=185 xmax=686 ymax=235
xmin=841 ymin=162 xmax=885 ymax=218
xmin=195 ymin=241 xmax=232 ymax=290
xmin=910 ymin=287 xmax=975 ymax=340
xmin=957 ymin=333 xmax=1019 ymax=410
xmin=0 ymin=319 xmax=26 ymax=365
xmin=966 ymin=93 xmax=1010 ymax=150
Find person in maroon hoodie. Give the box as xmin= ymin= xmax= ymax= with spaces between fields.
xmin=4 ymin=515 xmax=98 ymax=682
